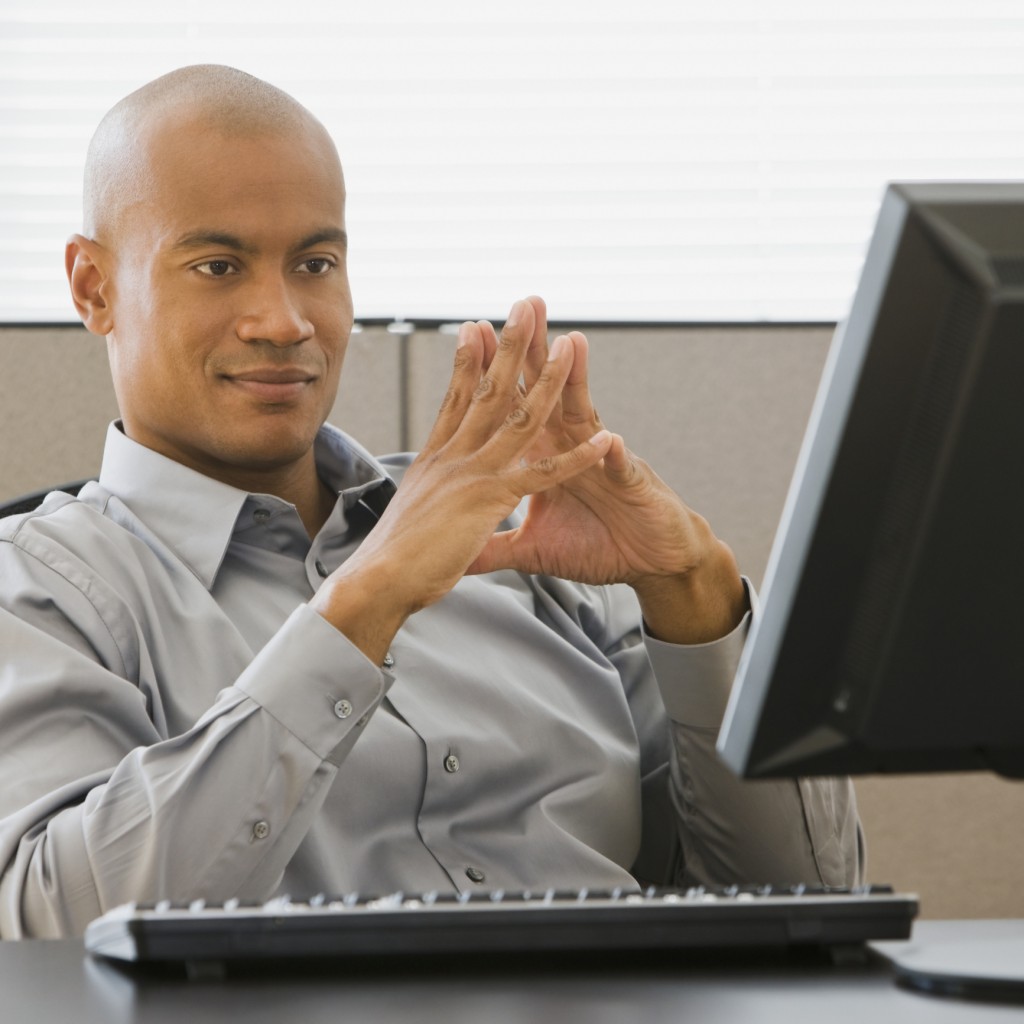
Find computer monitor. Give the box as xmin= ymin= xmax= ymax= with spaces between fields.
xmin=717 ymin=182 xmax=1024 ymax=781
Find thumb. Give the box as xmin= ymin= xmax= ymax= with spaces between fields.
xmin=464 ymin=528 xmax=522 ymax=576
xmin=599 ymin=433 xmax=636 ymax=484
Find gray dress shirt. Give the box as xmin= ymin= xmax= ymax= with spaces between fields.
xmin=0 ymin=423 xmax=862 ymax=938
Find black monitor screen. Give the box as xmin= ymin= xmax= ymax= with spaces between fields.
xmin=717 ymin=182 xmax=1024 ymax=780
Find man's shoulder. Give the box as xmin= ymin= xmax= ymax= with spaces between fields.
xmin=0 ymin=484 xmax=164 ymax=591
xmin=0 ymin=487 xmax=99 ymax=544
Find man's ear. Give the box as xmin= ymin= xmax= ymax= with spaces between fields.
xmin=65 ymin=234 xmax=114 ymax=336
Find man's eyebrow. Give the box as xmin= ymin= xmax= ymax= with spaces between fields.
xmin=294 ymin=228 xmax=348 ymax=251
xmin=169 ymin=231 xmax=257 ymax=255
xmin=168 ymin=229 xmax=348 ymax=255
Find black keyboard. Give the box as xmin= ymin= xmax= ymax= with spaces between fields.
xmin=85 ymin=884 xmax=917 ymax=967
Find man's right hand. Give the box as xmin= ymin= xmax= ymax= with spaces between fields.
xmin=308 ymin=298 xmax=613 ymax=666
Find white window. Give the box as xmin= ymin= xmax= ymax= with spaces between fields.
xmin=2 ymin=1 xmax=1023 ymax=323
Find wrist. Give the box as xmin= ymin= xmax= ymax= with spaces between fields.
xmin=633 ymin=539 xmax=747 ymax=645
xmin=309 ymin=557 xmax=413 ymax=667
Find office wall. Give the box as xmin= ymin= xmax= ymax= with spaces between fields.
xmin=2 ymin=322 xmax=1023 ymax=920
xmin=0 ymin=325 xmax=403 ymax=500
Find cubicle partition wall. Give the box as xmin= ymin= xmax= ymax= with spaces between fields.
xmin=2 ymin=322 xmax=1022 ymax=920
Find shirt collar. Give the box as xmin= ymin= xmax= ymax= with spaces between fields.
xmin=97 ymin=421 xmax=396 ymax=589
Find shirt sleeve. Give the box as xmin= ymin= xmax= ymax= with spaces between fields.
xmin=0 ymin=539 xmax=392 ymax=939
xmin=604 ymin=580 xmax=864 ymax=889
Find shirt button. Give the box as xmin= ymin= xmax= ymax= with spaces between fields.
xmin=383 ymin=651 xmax=395 ymax=669
xmin=315 ymin=560 xmax=329 ymax=578
xmin=465 ymin=867 xmax=486 ymax=884
xmin=334 ymin=699 xmax=353 ymax=719
xmin=253 ymin=508 xmax=271 ymax=523
xmin=444 ymin=754 xmax=460 ymax=773
xmin=253 ymin=820 xmax=270 ymax=840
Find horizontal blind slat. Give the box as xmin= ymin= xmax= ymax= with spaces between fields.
xmin=2 ymin=3 xmax=1023 ymax=323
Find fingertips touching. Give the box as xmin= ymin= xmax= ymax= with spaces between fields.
xmin=547 ymin=334 xmax=570 ymax=362
xmin=599 ymin=433 xmax=636 ymax=479
xmin=498 ymin=298 xmax=538 ymax=352
xmin=457 ymin=320 xmax=481 ymax=354
xmin=524 ymin=295 xmax=547 ymax=325
xmin=564 ymin=331 xmax=590 ymax=384
xmin=504 ymin=299 xmax=526 ymax=331
xmin=477 ymin=319 xmax=500 ymax=369
xmin=523 ymin=297 xmax=550 ymax=386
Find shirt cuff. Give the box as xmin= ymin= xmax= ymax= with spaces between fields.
xmin=233 ymin=604 xmax=393 ymax=764
xmin=644 ymin=578 xmax=756 ymax=729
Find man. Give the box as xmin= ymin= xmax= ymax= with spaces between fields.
xmin=0 ymin=65 xmax=861 ymax=939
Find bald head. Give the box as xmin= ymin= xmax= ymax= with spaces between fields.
xmin=67 ymin=64 xmax=353 ymax=498
xmin=83 ymin=65 xmax=336 ymax=242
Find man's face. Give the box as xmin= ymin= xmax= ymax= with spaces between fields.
xmin=100 ymin=115 xmax=352 ymax=487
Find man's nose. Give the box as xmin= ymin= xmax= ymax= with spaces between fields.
xmin=235 ymin=274 xmax=314 ymax=346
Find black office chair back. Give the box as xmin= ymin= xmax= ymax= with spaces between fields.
xmin=0 ymin=481 xmax=92 ymax=519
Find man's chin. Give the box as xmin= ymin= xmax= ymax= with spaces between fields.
xmin=196 ymin=426 xmax=324 ymax=485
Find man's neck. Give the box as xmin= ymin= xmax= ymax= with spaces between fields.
xmin=250 ymin=462 xmax=338 ymax=539
xmin=114 ymin=423 xmax=342 ymax=538
xmin=207 ymin=452 xmax=338 ymax=539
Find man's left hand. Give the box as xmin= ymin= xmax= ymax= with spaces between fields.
xmin=467 ymin=297 xmax=748 ymax=645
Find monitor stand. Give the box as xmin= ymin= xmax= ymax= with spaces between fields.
xmin=873 ymin=919 xmax=1024 ymax=1003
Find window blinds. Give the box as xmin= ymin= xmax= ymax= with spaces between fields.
xmin=2 ymin=1 xmax=1023 ymax=324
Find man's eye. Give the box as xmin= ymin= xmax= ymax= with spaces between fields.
xmin=298 ymin=258 xmax=334 ymax=275
xmin=195 ymin=260 xmax=235 ymax=277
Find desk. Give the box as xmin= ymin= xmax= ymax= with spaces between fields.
xmin=1 ymin=921 xmax=1020 ymax=1023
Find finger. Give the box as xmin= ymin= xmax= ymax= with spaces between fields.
xmin=421 ymin=320 xmax=485 ymax=451
xmin=559 ymin=331 xmax=604 ymax=441
xmin=522 ymin=294 xmax=550 ymax=393
xmin=600 ymin=432 xmax=633 ymax=479
xmin=465 ymin=526 xmax=522 ymax=577
xmin=508 ymin=427 xmax=614 ymax=497
xmin=476 ymin=318 xmax=499 ymax=373
xmin=597 ymin=432 xmax=648 ymax=492
xmin=457 ymin=298 xmax=537 ymax=440
xmin=476 ymin=330 xmax=576 ymax=463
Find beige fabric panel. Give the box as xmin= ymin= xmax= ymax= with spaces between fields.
xmin=3 ymin=321 xmax=1022 ymax=919
xmin=0 ymin=326 xmax=118 ymax=499
xmin=0 ymin=325 xmax=402 ymax=502
xmin=855 ymin=774 xmax=1024 ymax=920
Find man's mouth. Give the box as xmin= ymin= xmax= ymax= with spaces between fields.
xmin=222 ymin=367 xmax=318 ymax=402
